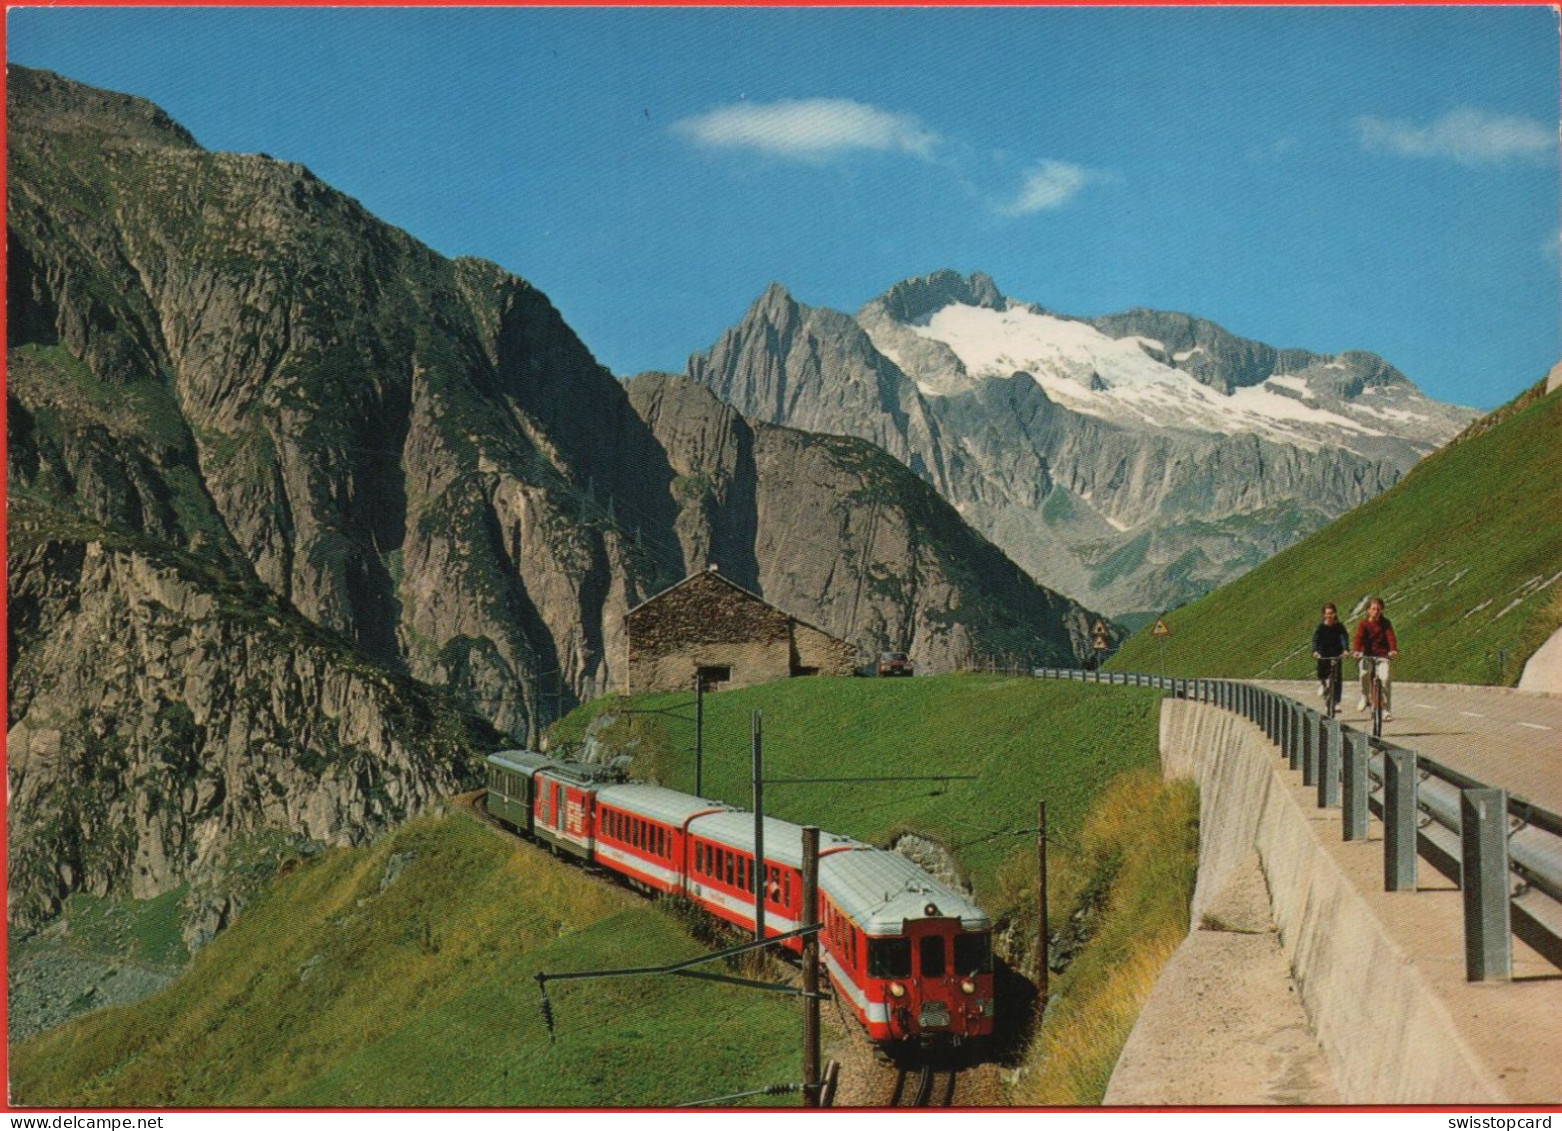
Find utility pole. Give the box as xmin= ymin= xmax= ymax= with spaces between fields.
xmin=1037 ymin=800 xmax=1050 ymax=1011
xmin=802 ymin=825 xmax=821 ymax=1108
xmin=527 ymin=670 xmax=538 ymax=746
xmin=694 ymin=675 xmax=705 ymax=796
xmin=752 ymin=710 xmax=765 ymax=941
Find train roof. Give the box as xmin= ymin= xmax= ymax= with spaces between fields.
xmin=690 ymin=811 xmax=988 ymax=932
xmin=536 ymin=760 xmax=623 ymax=787
xmin=488 ymin=750 xmax=556 ymax=775
xmin=489 ymin=750 xmax=988 ymax=933
xmin=821 ymin=849 xmax=990 ymax=934
xmin=686 ymin=810 xmax=865 ymax=870
xmin=596 ymin=782 xmax=731 ymax=827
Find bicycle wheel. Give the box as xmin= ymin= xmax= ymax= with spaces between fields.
xmin=1371 ymin=676 xmax=1384 ymax=738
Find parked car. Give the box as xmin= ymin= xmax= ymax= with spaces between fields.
xmin=877 ymin=651 xmax=914 ymax=677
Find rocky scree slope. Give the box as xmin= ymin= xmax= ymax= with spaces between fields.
xmin=7 ymin=68 xmax=1108 ymax=934
xmin=689 ymin=270 xmax=1475 ymax=620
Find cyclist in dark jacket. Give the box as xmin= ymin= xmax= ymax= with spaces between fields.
xmin=1311 ymin=603 xmax=1350 ymax=706
xmin=1352 ymin=597 xmax=1398 ymax=719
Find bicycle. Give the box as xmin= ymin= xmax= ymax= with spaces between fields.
xmin=1354 ymin=653 xmax=1393 ymax=738
xmin=1314 ymin=654 xmax=1344 ymax=720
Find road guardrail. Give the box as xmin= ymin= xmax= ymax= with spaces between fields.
xmin=1030 ymin=665 xmax=1562 ymax=981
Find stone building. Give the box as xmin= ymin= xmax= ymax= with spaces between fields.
xmin=626 ymin=566 xmax=858 ymax=694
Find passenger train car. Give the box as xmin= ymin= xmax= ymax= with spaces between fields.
xmin=485 ymin=750 xmax=994 ymax=1044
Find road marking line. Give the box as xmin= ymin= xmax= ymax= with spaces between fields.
xmin=1412 ymin=703 xmax=1435 ymax=709
xmin=1516 ymin=722 xmax=1553 ymax=731
xmin=1460 ymin=711 xmax=1485 ymax=718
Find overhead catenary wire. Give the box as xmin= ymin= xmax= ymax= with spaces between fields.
xmin=764 ymin=773 xmax=978 ymax=786
xmin=675 ymin=1083 xmax=801 ymax=1107
xmin=534 ymin=922 xmax=827 ymax=1041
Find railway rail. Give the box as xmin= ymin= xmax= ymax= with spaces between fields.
xmin=893 ymin=1062 xmax=958 ymax=1106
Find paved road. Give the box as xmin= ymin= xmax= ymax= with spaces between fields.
xmin=1257 ymin=680 xmax=1562 ymax=813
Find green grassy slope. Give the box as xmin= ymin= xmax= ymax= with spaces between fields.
xmin=553 ymin=674 xmax=1166 ymax=909
xmin=10 ymin=811 xmax=801 ymax=1107
xmin=1109 ymin=384 xmax=1562 ymax=683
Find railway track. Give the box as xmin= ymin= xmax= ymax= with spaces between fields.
xmin=886 ymin=1056 xmax=961 ymax=1106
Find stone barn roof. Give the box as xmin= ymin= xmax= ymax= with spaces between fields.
xmin=627 ymin=567 xmax=843 ymax=642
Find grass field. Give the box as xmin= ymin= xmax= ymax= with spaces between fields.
xmin=1109 ymin=385 xmax=1562 ymax=684
xmin=14 ymin=674 xmax=1195 ymax=1107
xmin=551 ymin=674 xmax=1167 ymax=910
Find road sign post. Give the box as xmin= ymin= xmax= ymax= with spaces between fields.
xmin=1151 ymin=617 xmax=1170 ymax=682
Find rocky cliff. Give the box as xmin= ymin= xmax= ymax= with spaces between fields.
xmin=628 ymin=374 xmax=1103 ymax=670
xmin=6 ymin=501 xmax=495 ymax=941
xmin=689 ymin=270 xmax=1476 ymax=619
xmin=7 ymin=68 xmax=1108 ymax=935
xmin=7 ymin=65 xmax=677 ymax=742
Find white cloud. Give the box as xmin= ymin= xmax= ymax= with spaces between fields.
xmin=1355 ymin=107 xmax=1554 ymax=166
xmin=671 ymin=98 xmax=938 ymax=160
xmin=1247 ymin=136 xmax=1299 ymax=162
xmin=1000 ymin=160 xmax=1110 ymax=215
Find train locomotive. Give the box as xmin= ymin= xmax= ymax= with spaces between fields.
xmin=485 ymin=749 xmax=995 ymax=1044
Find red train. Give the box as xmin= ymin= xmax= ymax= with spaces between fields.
xmin=486 ymin=749 xmax=995 ymax=1044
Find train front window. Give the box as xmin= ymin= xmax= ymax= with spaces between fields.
xmin=868 ymin=938 xmax=912 ymax=979
xmin=954 ymin=932 xmax=993 ymax=975
xmin=919 ymin=936 xmax=946 ymax=977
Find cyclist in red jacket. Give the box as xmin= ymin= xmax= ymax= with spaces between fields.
xmin=1352 ymin=597 xmax=1398 ymax=720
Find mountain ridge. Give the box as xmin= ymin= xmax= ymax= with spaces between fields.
xmin=687 ymin=271 xmax=1475 ymax=617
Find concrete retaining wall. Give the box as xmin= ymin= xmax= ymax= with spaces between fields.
xmin=1157 ymin=699 xmax=1513 ymax=1104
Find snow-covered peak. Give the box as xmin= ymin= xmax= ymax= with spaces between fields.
xmin=869 ymin=298 xmax=1472 ymax=457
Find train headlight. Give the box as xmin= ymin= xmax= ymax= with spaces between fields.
xmin=888 ymin=982 xmax=907 ymax=999
xmin=960 ymin=979 xmax=977 ymax=995
xmin=924 ymin=903 xmax=939 ymax=917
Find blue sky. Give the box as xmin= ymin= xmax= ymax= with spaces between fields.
xmin=8 ymin=6 xmax=1559 ymax=409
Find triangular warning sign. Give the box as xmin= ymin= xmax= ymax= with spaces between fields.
xmin=1092 ymin=620 xmax=1108 ymax=637
xmin=1152 ymin=618 xmax=1171 ymax=637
